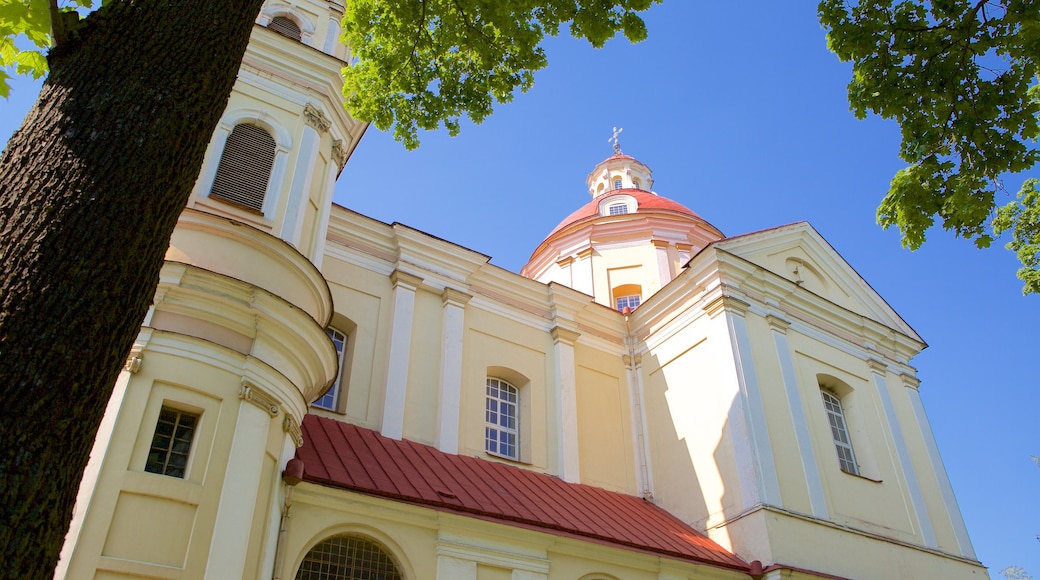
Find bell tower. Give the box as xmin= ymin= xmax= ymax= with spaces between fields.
xmin=55 ymin=3 xmax=365 ymax=578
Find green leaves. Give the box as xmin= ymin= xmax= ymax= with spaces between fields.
xmin=341 ymin=0 xmax=661 ymax=149
xmin=0 ymin=0 xmax=95 ymax=98
xmin=820 ymin=0 xmax=1040 ymax=292
xmin=0 ymin=0 xmax=51 ymax=97
xmin=995 ymin=179 xmax=1040 ymax=293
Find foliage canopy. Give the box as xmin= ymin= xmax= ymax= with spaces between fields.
xmin=341 ymin=0 xmax=660 ymax=150
xmin=819 ymin=0 xmax=1040 ymax=293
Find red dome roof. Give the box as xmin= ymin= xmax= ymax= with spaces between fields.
xmin=547 ymin=189 xmax=706 ymax=237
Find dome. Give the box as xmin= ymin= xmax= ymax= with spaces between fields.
xmin=520 ymin=151 xmax=723 ymax=309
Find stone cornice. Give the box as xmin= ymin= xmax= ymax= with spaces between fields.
xmin=283 ymin=414 xmax=304 ymax=447
xmin=703 ymin=295 xmax=750 ymax=319
xmin=441 ymin=287 xmax=472 ymax=307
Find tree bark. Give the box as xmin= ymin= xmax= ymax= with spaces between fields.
xmin=0 ymin=1 xmax=265 ymax=576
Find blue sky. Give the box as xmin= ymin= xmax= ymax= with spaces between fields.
xmin=2 ymin=3 xmax=1036 ymax=577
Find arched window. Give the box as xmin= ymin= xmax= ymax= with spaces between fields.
xmin=210 ymin=124 xmax=276 ymax=213
xmin=632 ymin=178 xmax=641 ymax=190
xmin=613 ymin=178 xmax=623 ymax=190
xmin=268 ymin=15 xmax=302 ymax=41
xmin=821 ymin=390 xmax=858 ymax=475
xmin=313 ymin=327 xmax=348 ymax=411
xmin=296 ymin=535 xmax=402 ymax=580
xmin=486 ymin=377 xmax=519 ymax=460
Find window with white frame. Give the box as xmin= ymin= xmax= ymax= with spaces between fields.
xmin=313 ymin=327 xmax=347 ymax=410
xmin=295 ymin=535 xmax=402 ymax=580
xmin=613 ymin=178 xmax=623 ymax=190
xmin=608 ymin=202 xmax=629 ymax=216
xmin=616 ymin=294 xmax=641 ymax=311
xmin=210 ymin=123 xmax=276 ymax=213
xmin=145 ymin=407 xmax=199 ymax=479
xmin=486 ymin=377 xmax=519 ymax=460
xmin=821 ymin=390 xmax=858 ymax=475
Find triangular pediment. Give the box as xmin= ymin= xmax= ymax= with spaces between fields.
xmin=712 ymin=222 xmax=920 ymax=341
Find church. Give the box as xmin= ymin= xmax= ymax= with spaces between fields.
xmin=55 ymin=1 xmax=988 ymax=579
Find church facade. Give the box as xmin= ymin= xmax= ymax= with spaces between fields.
xmin=55 ymin=2 xmax=987 ymax=579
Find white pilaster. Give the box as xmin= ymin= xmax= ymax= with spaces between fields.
xmin=437 ymin=555 xmax=476 ymax=579
xmin=653 ymin=240 xmax=673 ymax=286
xmin=551 ymin=326 xmax=581 ymax=483
xmin=572 ymin=249 xmax=594 ymax=297
xmin=437 ymin=288 xmax=471 ymax=453
xmin=323 ymin=16 xmax=340 ymax=55
xmin=280 ymin=120 xmax=322 ymax=246
xmin=868 ymin=360 xmax=937 ymax=548
xmin=205 ymin=385 xmax=277 ymax=579
xmin=904 ymin=374 xmax=974 ymax=556
xmin=309 ymin=152 xmax=338 ymax=269
xmin=625 ymin=352 xmax=654 ymax=498
xmin=706 ymin=296 xmax=781 ymax=509
xmin=767 ymin=315 xmax=828 ymax=518
xmin=381 ymin=270 xmax=422 ymax=440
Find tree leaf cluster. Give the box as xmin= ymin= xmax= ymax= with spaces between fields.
xmin=0 ymin=0 xmax=93 ymax=97
xmin=341 ymin=0 xmax=660 ymax=150
xmin=819 ymin=0 xmax=1040 ymax=293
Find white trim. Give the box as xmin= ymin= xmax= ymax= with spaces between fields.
xmin=381 ymin=273 xmax=420 ymax=440
xmin=280 ymin=123 xmax=320 ymax=245
xmin=205 ymin=401 xmax=271 ymax=579
xmin=437 ymin=292 xmax=468 ymax=453
xmin=770 ymin=322 xmax=828 ymax=518
xmin=725 ymin=310 xmax=782 ymax=507
xmin=870 ymin=365 xmax=937 ymax=548
xmin=907 ymin=385 xmax=976 ymax=557
xmin=552 ymin=331 xmax=580 ymax=482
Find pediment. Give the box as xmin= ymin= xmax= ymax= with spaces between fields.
xmin=712 ymin=222 xmax=920 ymax=341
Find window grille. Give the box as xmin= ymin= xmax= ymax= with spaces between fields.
xmin=821 ymin=390 xmax=858 ymax=475
xmin=485 ymin=378 xmax=519 ymax=460
xmin=613 ymin=178 xmax=623 ymax=190
xmin=145 ymin=407 xmax=199 ymax=478
xmin=296 ymin=535 xmax=402 ymax=580
xmin=313 ymin=327 xmax=347 ymax=410
xmin=608 ymin=203 xmax=629 ymax=216
xmin=268 ymin=15 xmax=302 ymax=41
xmin=210 ymin=124 xmax=276 ymax=213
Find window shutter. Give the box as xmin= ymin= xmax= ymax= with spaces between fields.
xmin=210 ymin=124 xmax=276 ymax=213
xmin=268 ymin=16 xmax=302 ymax=42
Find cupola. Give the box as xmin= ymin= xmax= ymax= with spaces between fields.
xmin=521 ymin=135 xmax=724 ymax=311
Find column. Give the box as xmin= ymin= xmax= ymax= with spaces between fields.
xmin=205 ymin=384 xmax=278 ymax=579
xmin=551 ymin=326 xmax=581 ymax=483
xmin=381 ymin=270 xmax=422 ymax=440
xmin=903 ymin=373 xmax=976 ymax=557
xmin=868 ymin=359 xmax=937 ymax=548
xmin=309 ymin=140 xmax=345 ymax=269
xmin=437 ymin=288 xmax=471 ymax=453
xmin=652 ymin=240 xmax=673 ymax=284
xmin=281 ymin=104 xmax=328 ymax=246
xmin=767 ymin=315 xmax=828 ymax=518
xmin=704 ymin=296 xmax=781 ymax=509
xmin=572 ymin=248 xmax=594 ymax=297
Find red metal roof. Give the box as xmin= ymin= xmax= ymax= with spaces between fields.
xmin=296 ymin=415 xmax=749 ymax=572
xmin=546 ymin=189 xmax=710 ymax=238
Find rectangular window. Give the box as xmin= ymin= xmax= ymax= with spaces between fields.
xmin=145 ymin=407 xmax=199 ymax=478
xmin=486 ymin=378 xmax=519 ymax=460
xmin=608 ymin=203 xmax=629 ymax=215
xmin=821 ymin=391 xmax=858 ymax=475
xmin=313 ymin=327 xmax=347 ymax=411
xmin=616 ymin=294 xmax=641 ymax=311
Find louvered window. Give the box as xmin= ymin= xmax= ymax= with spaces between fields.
xmin=210 ymin=124 xmax=276 ymax=213
xmin=268 ymin=15 xmax=302 ymax=41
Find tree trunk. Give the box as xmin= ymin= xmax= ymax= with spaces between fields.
xmin=0 ymin=1 xmax=265 ymax=576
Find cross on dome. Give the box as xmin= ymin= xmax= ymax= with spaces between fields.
xmin=609 ymin=126 xmax=623 ymax=154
